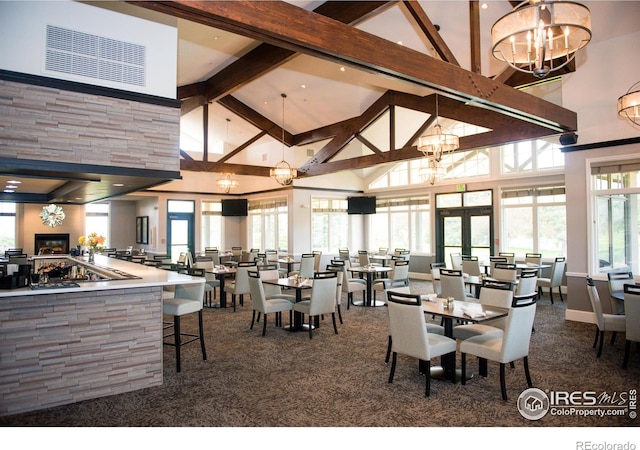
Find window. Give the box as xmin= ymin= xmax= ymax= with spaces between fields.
xmin=249 ymin=198 xmax=288 ymax=252
xmin=311 ymin=198 xmax=348 ymax=253
xmin=501 ymin=186 xmax=566 ymax=258
xmin=0 ymin=203 xmax=16 ymax=253
xmin=501 ymin=139 xmax=564 ymax=174
xmin=590 ymin=160 xmax=640 ymax=274
xmin=369 ymin=197 xmax=430 ymax=252
xmin=85 ymin=203 xmax=109 ymax=246
xmin=201 ymin=201 xmax=222 ymax=251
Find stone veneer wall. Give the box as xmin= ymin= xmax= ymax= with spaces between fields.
xmin=0 ymin=79 xmax=180 ymax=172
xmin=0 ymin=286 xmax=163 ymax=416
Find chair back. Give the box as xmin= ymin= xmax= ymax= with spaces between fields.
xmin=338 ymin=248 xmax=350 ymax=261
xmin=461 ymin=255 xmax=481 ymax=277
xmin=550 ymin=257 xmax=566 ymax=285
xmin=623 ymin=284 xmax=640 ymax=342
xmin=358 ymin=250 xmax=370 ymax=267
xmin=430 ymin=262 xmax=445 ymax=295
xmin=586 ymin=277 xmax=605 ymax=329
xmin=265 ymin=250 xmax=278 ymax=263
xmin=525 ymin=253 xmax=542 ymax=266
xmin=383 ymin=278 xmax=410 ymax=295
xmin=450 ymin=252 xmax=462 ymax=270
xmin=492 ymin=263 xmax=517 ymax=282
xmin=258 ymin=266 xmax=283 ymax=297
xmin=500 ymin=293 xmax=537 ymax=362
xmin=389 ymin=259 xmax=409 ymax=280
xmin=378 ymin=247 xmax=388 ymax=255
xmin=479 ymin=279 xmax=514 ymax=309
xmin=326 ymin=264 xmax=344 ymax=307
xmin=439 ymin=269 xmax=467 ymax=300
xmin=312 ymin=250 xmax=323 ymax=272
xmin=515 ymin=269 xmax=538 ymax=296
xmin=308 ymin=271 xmax=338 ymax=315
xmin=233 ymin=262 xmax=257 ymax=295
xmin=204 ymin=249 xmax=220 ymax=265
xmin=607 ymin=271 xmax=634 ymax=294
xmin=498 ymin=252 xmax=515 ymax=264
xmin=386 ymin=292 xmax=435 ymax=360
xmin=173 ymin=282 xmax=206 ymax=308
xmin=298 ymin=254 xmax=316 ymax=278
xmin=489 ymin=256 xmax=508 ymax=273
xmin=248 ymin=270 xmax=268 ymax=313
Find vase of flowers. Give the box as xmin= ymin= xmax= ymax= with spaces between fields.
xmin=78 ymin=233 xmax=106 ymax=263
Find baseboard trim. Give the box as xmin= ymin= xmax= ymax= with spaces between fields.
xmin=565 ymin=308 xmax=595 ymax=324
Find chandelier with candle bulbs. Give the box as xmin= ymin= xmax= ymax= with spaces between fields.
xmin=418 ymin=94 xmax=458 ymax=185
xmin=491 ymin=0 xmax=591 ymax=79
xmin=216 ymin=173 xmax=239 ymax=193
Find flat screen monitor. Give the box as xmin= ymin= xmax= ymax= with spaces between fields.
xmin=221 ymin=199 xmax=248 ymax=217
xmin=347 ymin=196 xmax=376 ymax=215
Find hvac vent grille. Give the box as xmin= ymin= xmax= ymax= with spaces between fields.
xmin=45 ymin=25 xmax=145 ymax=87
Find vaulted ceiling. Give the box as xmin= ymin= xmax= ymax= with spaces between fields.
xmin=126 ymin=0 xmax=578 ymax=188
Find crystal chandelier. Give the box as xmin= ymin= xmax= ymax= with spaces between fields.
xmin=270 ymin=93 xmax=297 ymax=186
xmin=491 ymin=0 xmax=591 ymax=79
xmin=418 ymin=94 xmax=458 ymax=185
xmin=618 ymin=82 xmax=640 ymax=127
xmin=216 ymin=173 xmax=239 ymax=193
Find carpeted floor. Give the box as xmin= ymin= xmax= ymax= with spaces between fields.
xmin=1 ymin=280 xmax=638 ymax=428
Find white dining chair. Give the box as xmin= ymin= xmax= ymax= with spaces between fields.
xmin=586 ymin=277 xmax=626 ymax=358
xmin=622 ymin=284 xmax=640 ymax=369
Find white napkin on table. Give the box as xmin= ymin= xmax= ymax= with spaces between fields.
xmin=300 ymin=278 xmax=312 ymax=287
xmin=461 ymin=306 xmax=487 ymax=319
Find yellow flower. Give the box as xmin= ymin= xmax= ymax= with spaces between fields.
xmin=78 ymin=232 xmax=106 ymax=251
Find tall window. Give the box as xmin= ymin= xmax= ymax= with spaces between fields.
xmin=369 ymin=197 xmax=430 ymax=252
xmin=201 ymin=201 xmax=222 ymax=251
xmin=501 ymin=138 xmax=564 ymax=174
xmin=591 ymin=161 xmax=640 ymax=274
xmin=249 ymin=198 xmax=288 ymax=251
xmin=311 ymin=198 xmax=348 ymax=253
xmin=85 ymin=203 xmax=109 ymax=246
xmin=0 ymin=202 xmax=17 ymax=253
xmin=501 ymin=186 xmax=566 ymax=258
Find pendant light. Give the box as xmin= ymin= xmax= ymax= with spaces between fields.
xmin=270 ymin=93 xmax=297 ymax=186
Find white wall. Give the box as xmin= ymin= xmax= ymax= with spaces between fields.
xmin=0 ymin=1 xmax=177 ymax=98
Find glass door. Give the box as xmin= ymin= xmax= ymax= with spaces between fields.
xmin=436 ymin=190 xmax=493 ymax=265
xmin=167 ymin=200 xmax=195 ymax=262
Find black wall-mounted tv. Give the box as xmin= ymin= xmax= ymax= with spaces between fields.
xmin=347 ymin=196 xmax=376 ymax=215
xmin=221 ymin=199 xmax=248 ymax=217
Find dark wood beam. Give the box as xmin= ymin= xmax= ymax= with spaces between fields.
xmin=131 ymin=0 xmax=576 ymax=132
xmin=216 ymin=130 xmax=267 ymax=164
xmin=402 ymin=0 xmax=459 ymax=66
xmin=469 ymin=0 xmax=482 ymax=74
xmin=174 ymin=1 xmax=394 ymax=103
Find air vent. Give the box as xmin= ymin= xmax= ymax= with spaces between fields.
xmin=45 ymin=25 xmax=145 ymax=87
xmin=307 ymin=148 xmax=315 ymax=157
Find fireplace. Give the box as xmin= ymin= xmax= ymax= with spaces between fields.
xmin=34 ymin=233 xmax=70 ymax=255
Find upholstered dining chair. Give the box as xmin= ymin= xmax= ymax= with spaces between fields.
xmin=326 ymin=264 xmax=345 ymax=324
xmin=332 ymin=259 xmax=366 ymax=309
xmin=372 ymin=258 xmax=410 ymax=300
xmin=622 ymin=284 xmax=640 ymax=369
xmin=453 ymin=279 xmax=515 ymax=341
xmin=461 ymin=255 xmax=482 ymax=277
xmin=193 ymin=259 xmax=221 ymax=305
xmin=498 ymin=252 xmax=515 ymax=264
xmin=226 ymin=261 xmax=257 ymax=311
xmin=382 ymin=278 xmax=444 ymax=364
xmin=515 ymin=269 xmax=538 ymax=297
xmin=247 ymin=270 xmax=293 ymax=336
xmin=607 ymin=271 xmax=633 ymax=315
xmin=312 ymin=250 xmax=323 ymax=272
xmin=358 ymin=250 xmax=370 ymax=267
xmin=536 ymin=256 xmax=566 ymax=304
xmin=585 ymin=277 xmax=626 ymax=358
xmin=429 ymin=262 xmax=446 ymax=296
xmin=293 ymin=271 xmax=338 ymax=339
xmin=439 ymin=268 xmax=474 ymax=300
xmin=386 ymin=291 xmax=457 ymax=397
xmin=525 ymin=252 xmax=542 ymax=266
xmin=450 ymin=252 xmax=462 ymax=270
xmin=491 ymin=263 xmax=517 ymax=282
xmin=289 ymin=253 xmax=315 ymax=279
xmin=460 ymin=292 xmax=537 ymax=401
xmin=163 ymin=281 xmax=207 ymax=372
xmin=489 ymin=256 xmax=508 ymax=275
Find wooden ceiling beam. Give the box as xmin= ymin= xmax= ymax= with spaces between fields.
xmin=175 ymin=1 xmax=394 ymax=103
xmin=469 ymin=0 xmax=482 ymax=74
xmin=402 ymin=0 xmax=459 ymax=66
xmin=131 ymin=0 xmax=576 ymax=132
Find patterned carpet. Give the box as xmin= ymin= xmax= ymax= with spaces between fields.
xmin=1 ymin=280 xmax=638 ymax=428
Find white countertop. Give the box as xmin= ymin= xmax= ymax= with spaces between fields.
xmin=0 ymin=254 xmax=203 ymax=298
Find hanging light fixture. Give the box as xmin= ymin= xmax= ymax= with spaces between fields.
xmin=418 ymin=94 xmax=458 ymax=186
xmin=618 ymin=82 xmax=640 ymax=127
xmin=270 ymin=93 xmax=297 ymax=186
xmin=491 ymin=0 xmax=591 ymax=79
xmin=216 ymin=173 xmax=239 ymax=193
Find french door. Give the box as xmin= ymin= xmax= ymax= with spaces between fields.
xmin=435 ymin=190 xmax=494 ymax=265
xmin=167 ymin=200 xmax=195 ymax=262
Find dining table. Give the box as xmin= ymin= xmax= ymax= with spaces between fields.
xmin=262 ymin=276 xmax=313 ymax=331
xmin=348 ymin=265 xmax=392 ymax=307
xmin=420 ymin=296 xmax=510 ymax=381
xmin=206 ymin=265 xmax=237 ymax=308
xmin=277 ymin=257 xmax=300 ymax=276
xmin=368 ymin=254 xmax=394 ymax=267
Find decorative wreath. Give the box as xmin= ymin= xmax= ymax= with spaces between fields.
xmin=40 ymin=204 xmax=66 ymax=227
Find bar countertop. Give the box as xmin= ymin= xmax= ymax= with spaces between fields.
xmin=0 ymin=254 xmax=203 ymax=297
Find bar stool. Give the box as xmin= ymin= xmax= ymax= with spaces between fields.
xmin=163 ymin=282 xmax=207 ymax=372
